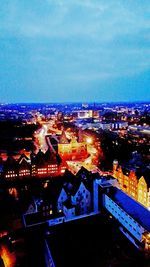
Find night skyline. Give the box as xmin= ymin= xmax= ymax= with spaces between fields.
xmin=0 ymin=0 xmax=150 ymax=103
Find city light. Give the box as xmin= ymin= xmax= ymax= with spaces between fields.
xmin=86 ymin=137 xmax=93 ymax=144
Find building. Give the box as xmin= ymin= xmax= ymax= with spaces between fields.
xmin=56 ymin=168 xmax=92 ymax=216
xmin=62 ymin=199 xmax=76 ymax=220
xmin=58 ymin=129 xmax=88 ymax=161
xmin=57 ymin=187 xmax=68 ymax=212
xmin=93 ymin=179 xmax=150 ymax=251
xmin=18 ymin=154 xmax=31 ymax=178
xmin=3 ymin=156 xmax=18 ymax=180
xmin=30 ymin=148 xmax=61 ymax=177
xmin=113 ymin=163 xmax=150 ymax=210
xmin=71 ymin=181 xmax=91 ymax=215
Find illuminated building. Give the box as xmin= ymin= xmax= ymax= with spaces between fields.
xmin=76 ymin=109 xmax=99 ymax=119
xmin=58 ymin=129 xmax=88 ymax=161
xmin=3 ymin=156 xmax=18 ymax=180
xmin=18 ymin=154 xmax=31 ymax=177
xmin=128 ymin=125 xmax=150 ymax=135
xmin=111 ymin=121 xmax=128 ymax=130
xmin=113 ymin=163 xmax=150 ymax=209
xmin=33 ymin=149 xmax=47 ymax=176
xmin=138 ymin=176 xmax=148 ymax=207
xmin=45 ymin=148 xmax=59 ymax=175
xmin=30 ymin=148 xmax=61 ymax=177
xmin=94 ymin=179 xmax=150 ymax=252
xmin=77 ymin=110 xmax=93 ymax=119
xmin=30 ymin=151 xmax=37 ymax=176
xmin=128 ymin=170 xmax=138 ymax=199
xmin=1 ymin=147 xmax=62 ymax=179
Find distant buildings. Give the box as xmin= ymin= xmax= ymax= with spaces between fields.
xmin=75 ymin=119 xmax=128 ymax=131
xmin=76 ymin=110 xmax=99 ymax=119
xmin=128 ymin=125 xmax=150 ymax=136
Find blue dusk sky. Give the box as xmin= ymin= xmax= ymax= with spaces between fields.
xmin=0 ymin=0 xmax=150 ymax=103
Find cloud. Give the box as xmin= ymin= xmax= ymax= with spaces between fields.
xmin=0 ymin=0 xmax=150 ymax=102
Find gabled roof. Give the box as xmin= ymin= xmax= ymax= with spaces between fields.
xmin=35 ymin=149 xmax=46 ymax=166
xmin=137 ymin=168 xmax=150 ymax=188
xmin=18 ymin=153 xmax=30 ymax=164
xmin=3 ymin=156 xmax=17 ymax=171
xmin=18 ymin=158 xmax=31 ymax=170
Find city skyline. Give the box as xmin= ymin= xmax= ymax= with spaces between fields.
xmin=0 ymin=1 xmax=150 ymax=103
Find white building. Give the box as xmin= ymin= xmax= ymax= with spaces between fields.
xmin=57 ymin=188 xmax=68 ymax=212
xmin=71 ymin=182 xmax=91 ymax=215
xmin=63 ymin=200 xmax=76 ymax=220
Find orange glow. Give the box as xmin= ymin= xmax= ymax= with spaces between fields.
xmin=86 ymin=137 xmax=93 ymax=144
xmin=44 ymin=182 xmax=48 ymax=188
xmin=8 ymin=188 xmax=18 ymax=200
xmin=1 ymin=245 xmax=16 ymax=267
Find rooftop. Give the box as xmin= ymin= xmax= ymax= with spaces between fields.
xmin=109 ymin=188 xmax=150 ymax=232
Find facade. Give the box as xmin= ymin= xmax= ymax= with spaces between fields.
xmin=31 ymin=149 xmax=61 ymax=177
xmin=63 ymin=199 xmax=76 ymax=220
xmin=104 ymin=192 xmax=150 ymax=250
xmin=18 ymin=155 xmax=31 ymax=178
xmin=56 ymin=175 xmax=92 ymax=216
xmin=93 ymin=179 xmax=150 ymax=252
xmin=58 ymin=130 xmax=88 ymax=161
xmin=1 ymin=148 xmax=63 ymax=180
xmin=138 ymin=176 xmax=148 ymax=207
xmin=57 ymin=188 xmax=68 ymax=212
xmin=71 ymin=182 xmax=91 ymax=215
xmin=113 ymin=164 xmax=150 ymax=210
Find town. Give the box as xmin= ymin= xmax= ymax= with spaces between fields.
xmin=0 ymin=102 xmax=150 ymax=267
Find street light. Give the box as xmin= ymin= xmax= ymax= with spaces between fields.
xmin=86 ymin=137 xmax=93 ymax=144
